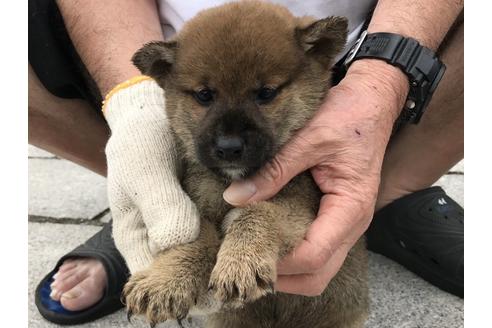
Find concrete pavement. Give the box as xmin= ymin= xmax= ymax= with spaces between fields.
xmin=28 ymin=145 xmax=464 ymax=328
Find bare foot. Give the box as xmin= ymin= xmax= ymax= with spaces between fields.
xmin=49 ymin=258 xmax=107 ymax=311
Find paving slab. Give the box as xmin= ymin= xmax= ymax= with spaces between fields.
xmin=434 ymin=173 xmax=464 ymax=206
xmin=99 ymin=211 xmax=112 ymax=224
xmin=365 ymin=252 xmax=463 ymax=328
xmin=28 ymin=222 xmax=463 ymax=328
xmin=28 ymin=159 xmax=108 ymax=221
xmin=28 ymin=222 xmax=203 ymax=328
xmin=29 ymin=146 xmax=57 ymax=158
xmin=450 ymin=160 xmax=464 ymax=173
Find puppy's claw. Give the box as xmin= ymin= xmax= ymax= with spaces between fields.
xmin=126 ymin=310 xmax=133 ymax=322
xmin=240 ymin=292 xmax=247 ymax=301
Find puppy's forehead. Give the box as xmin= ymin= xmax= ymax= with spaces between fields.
xmin=175 ymin=2 xmax=303 ymax=88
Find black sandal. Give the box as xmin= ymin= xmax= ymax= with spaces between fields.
xmin=366 ymin=186 xmax=464 ymax=297
xmin=35 ymin=220 xmax=130 ymax=325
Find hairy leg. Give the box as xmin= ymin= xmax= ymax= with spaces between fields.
xmin=29 ymin=64 xmax=110 ymax=310
xmin=376 ymin=19 xmax=463 ymax=209
xmin=208 ymin=201 xmax=367 ymax=328
xmin=28 ymin=65 xmax=109 ymax=176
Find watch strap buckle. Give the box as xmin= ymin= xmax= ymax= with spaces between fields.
xmin=343 ymin=30 xmax=368 ymax=68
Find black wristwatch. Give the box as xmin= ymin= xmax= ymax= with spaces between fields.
xmin=343 ymin=30 xmax=446 ymax=124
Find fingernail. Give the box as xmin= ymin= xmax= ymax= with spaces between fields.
xmin=223 ymin=181 xmax=257 ymax=205
xmin=50 ymin=289 xmax=58 ymax=299
xmin=61 ymin=290 xmax=80 ymax=300
xmin=53 ymin=272 xmax=59 ymax=279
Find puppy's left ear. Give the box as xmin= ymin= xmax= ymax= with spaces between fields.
xmin=132 ymin=41 xmax=177 ymax=79
xmin=296 ymin=16 xmax=348 ymax=66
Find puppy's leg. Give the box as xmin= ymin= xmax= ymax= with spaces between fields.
xmin=209 ymin=240 xmax=368 ymax=328
xmin=208 ymin=201 xmax=368 ymax=328
xmin=124 ymin=219 xmax=220 ymax=326
xmin=208 ymin=201 xmax=311 ymax=306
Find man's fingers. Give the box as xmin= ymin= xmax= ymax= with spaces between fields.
xmin=277 ymin=194 xmax=370 ymax=275
xmin=275 ymin=244 xmax=351 ymax=296
xmin=276 ymin=236 xmax=344 ymax=275
xmin=223 ymin=135 xmax=316 ymax=206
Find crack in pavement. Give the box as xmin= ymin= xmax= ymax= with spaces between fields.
xmin=29 ymin=172 xmax=462 ymax=227
xmin=28 ymin=208 xmax=110 ymax=226
xmin=28 ymin=215 xmax=105 ymax=226
xmin=91 ymin=207 xmax=111 ymax=221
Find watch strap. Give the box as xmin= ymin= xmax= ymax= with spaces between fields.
xmin=345 ymin=32 xmax=446 ymax=124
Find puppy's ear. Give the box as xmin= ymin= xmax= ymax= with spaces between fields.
xmin=296 ymin=16 xmax=348 ymax=66
xmin=132 ymin=41 xmax=177 ymax=78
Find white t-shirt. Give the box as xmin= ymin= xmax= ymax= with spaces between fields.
xmin=157 ymin=0 xmax=377 ymax=61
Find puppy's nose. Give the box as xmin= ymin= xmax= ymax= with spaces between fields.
xmin=215 ymin=136 xmax=244 ymax=161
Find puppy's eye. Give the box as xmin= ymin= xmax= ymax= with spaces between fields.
xmin=256 ymin=87 xmax=278 ymax=104
xmin=193 ymin=88 xmax=214 ymax=106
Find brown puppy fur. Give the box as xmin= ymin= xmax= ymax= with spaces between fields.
xmin=124 ymin=1 xmax=368 ymax=327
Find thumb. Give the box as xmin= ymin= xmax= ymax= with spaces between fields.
xmin=223 ymin=135 xmax=315 ymax=206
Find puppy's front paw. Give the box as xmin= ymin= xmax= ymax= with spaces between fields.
xmin=208 ymin=251 xmax=276 ymax=306
xmin=124 ymin=269 xmax=198 ymax=326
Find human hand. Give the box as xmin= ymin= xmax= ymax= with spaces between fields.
xmin=104 ymin=77 xmax=200 ymax=273
xmin=223 ymin=60 xmax=408 ymax=295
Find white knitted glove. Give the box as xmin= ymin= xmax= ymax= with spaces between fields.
xmin=104 ymin=76 xmax=200 ymax=273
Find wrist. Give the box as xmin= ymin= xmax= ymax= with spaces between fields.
xmin=98 ymin=66 xmax=143 ymax=97
xmin=346 ymin=59 xmax=409 ymax=120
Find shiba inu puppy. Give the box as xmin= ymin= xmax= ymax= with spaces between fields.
xmin=124 ymin=1 xmax=368 ymax=327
